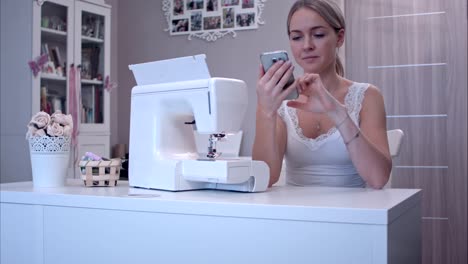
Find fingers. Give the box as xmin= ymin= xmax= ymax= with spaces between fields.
xmin=258 ymin=61 xmax=294 ymax=95
xmin=296 ymin=73 xmax=321 ymax=95
xmin=297 ymin=73 xmax=318 ymax=87
xmin=258 ymin=64 xmax=265 ymax=80
xmin=264 ymin=60 xmax=292 ymax=86
xmin=256 ymin=60 xmax=296 ymax=116
xmin=277 ymin=70 xmax=298 ymax=101
xmin=286 ymin=100 xmax=307 ymax=110
xmin=279 ymin=75 xmax=299 ymax=101
xmin=290 ymin=73 xmax=339 ymax=114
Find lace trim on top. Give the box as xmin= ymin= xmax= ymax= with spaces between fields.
xmin=28 ymin=136 xmax=71 ymax=153
xmin=279 ymin=83 xmax=368 ymax=150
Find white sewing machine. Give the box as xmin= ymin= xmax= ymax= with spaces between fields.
xmin=128 ymin=55 xmax=269 ymax=192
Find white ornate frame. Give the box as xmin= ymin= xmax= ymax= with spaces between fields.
xmin=163 ymin=0 xmax=267 ymax=42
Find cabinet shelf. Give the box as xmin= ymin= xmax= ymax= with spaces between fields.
xmin=41 ymin=27 xmax=67 ymax=43
xmin=41 ymin=73 xmax=67 ymax=81
xmin=82 ymin=79 xmax=103 ymax=85
xmin=82 ymin=35 xmax=104 ymax=44
xmin=41 ymin=27 xmax=67 ymax=36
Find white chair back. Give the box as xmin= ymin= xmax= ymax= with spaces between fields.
xmin=384 ymin=129 xmax=404 ymax=188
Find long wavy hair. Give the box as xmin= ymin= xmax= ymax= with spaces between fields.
xmin=287 ymin=0 xmax=345 ymax=76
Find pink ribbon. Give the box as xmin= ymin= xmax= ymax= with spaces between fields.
xmin=68 ymin=65 xmax=81 ymax=165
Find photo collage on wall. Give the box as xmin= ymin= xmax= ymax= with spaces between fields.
xmin=170 ymin=0 xmax=258 ymax=35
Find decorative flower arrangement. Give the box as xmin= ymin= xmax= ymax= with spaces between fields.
xmin=26 ymin=111 xmax=73 ymax=152
xmin=26 ymin=110 xmax=73 ymax=138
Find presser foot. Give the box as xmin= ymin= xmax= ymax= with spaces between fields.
xmin=206 ymin=152 xmax=221 ymax=159
xmin=206 ymin=133 xmax=225 ymax=159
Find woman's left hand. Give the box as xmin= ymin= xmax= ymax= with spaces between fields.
xmin=286 ymin=73 xmax=343 ymax=117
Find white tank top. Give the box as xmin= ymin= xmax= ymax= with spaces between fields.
xmin=278 ymin=82 xmax=369 ymax=187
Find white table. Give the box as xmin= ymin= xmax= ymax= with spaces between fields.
xmin=0 ymin=180 xmax=421 ymax=264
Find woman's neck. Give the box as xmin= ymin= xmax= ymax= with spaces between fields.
xmin=318 ymin=70 xmax=343 ymax=94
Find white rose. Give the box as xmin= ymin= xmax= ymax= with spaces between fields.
xmin=26 ymin=126 xmax=47 ymax=138
xmin=47 ymin=122 xmax=64 ymax=137
xmin=29 ymin=111 xmax=50 ymax=130
xmin=35 ymin=129 xmax=46 ymax=137
xmin=63 ymin=125 xmax=72 ymax=137
xmin=51 ymin=110 xmax=73 ymax=128
xmin=26 ymin=126 xmax=36 ymax=139
xmin=26 ymin=111 xmax=51 ymax=139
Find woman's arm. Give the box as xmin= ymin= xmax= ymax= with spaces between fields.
xmin=252 ymin=61 xmax=295 ymax=187
xmin=332 ymin=85 xmax=392 ymax=189
xmin=252 ymin=110 xmax=287 ymax=187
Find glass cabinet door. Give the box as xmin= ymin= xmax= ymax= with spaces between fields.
xmin=33 ymin=0 xmax=74 ymax=115
xmin=75 ymin=1 xmax=110 ymax=132
xmin=80 ymin=11 xmax=104 ymax=124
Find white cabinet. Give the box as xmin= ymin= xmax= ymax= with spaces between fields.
xmin=1 ymin=181 xmax=422 ymax=264
xmin=32 ymin=0 xmax=111 ymax=177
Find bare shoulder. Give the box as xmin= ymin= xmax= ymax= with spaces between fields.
xmin=364 ymin=84 xmax=383 ymax=99
xmin=358 ymin=83 xmax=387 ymax=126
xmin=362 ymin=84 xmax=385 ymax=110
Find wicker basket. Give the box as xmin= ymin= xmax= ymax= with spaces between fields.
xmin=79 ymin=159 xmax=121 ymax=187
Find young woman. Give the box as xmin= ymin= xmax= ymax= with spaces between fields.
xmin=253 ymin=0 xmax=392 ymax=189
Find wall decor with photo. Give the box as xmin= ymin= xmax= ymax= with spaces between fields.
xmin=163 ymin=0 xmax=267 ymax=42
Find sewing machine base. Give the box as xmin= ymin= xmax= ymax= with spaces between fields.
xmin=129 ymin=159 xmax=269 ymax=192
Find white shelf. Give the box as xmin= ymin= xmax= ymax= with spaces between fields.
xmin=81 ymin=79 xmax=103 ymax=85
xmin=41 ymin=73 xmax=67 ymax=81
xmin=41 ymin=27 xmax=67 ymax=43
xmin=41 ymin=27 xmax=67 ymax=36
xmin=81 ymin=35 xmax=104 ymax=43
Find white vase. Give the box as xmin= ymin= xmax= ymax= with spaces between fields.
xmin=29 ymin=136 xmax=71 ymax=187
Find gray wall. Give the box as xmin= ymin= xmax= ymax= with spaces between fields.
xmin=116 ymin=0 xmax=295 ymax=156
xmin=0 ymin=0 xmax=34 ymax=183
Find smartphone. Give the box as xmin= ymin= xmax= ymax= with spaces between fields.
xmin=260 ymin=50 xmax=299 ymax=100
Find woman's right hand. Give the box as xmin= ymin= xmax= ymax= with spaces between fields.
xmin=256 ymin=61 xmax=295 ymax=117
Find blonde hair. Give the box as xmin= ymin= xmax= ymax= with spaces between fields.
xmin=287 ymin=0 xmax=345 ymax=76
